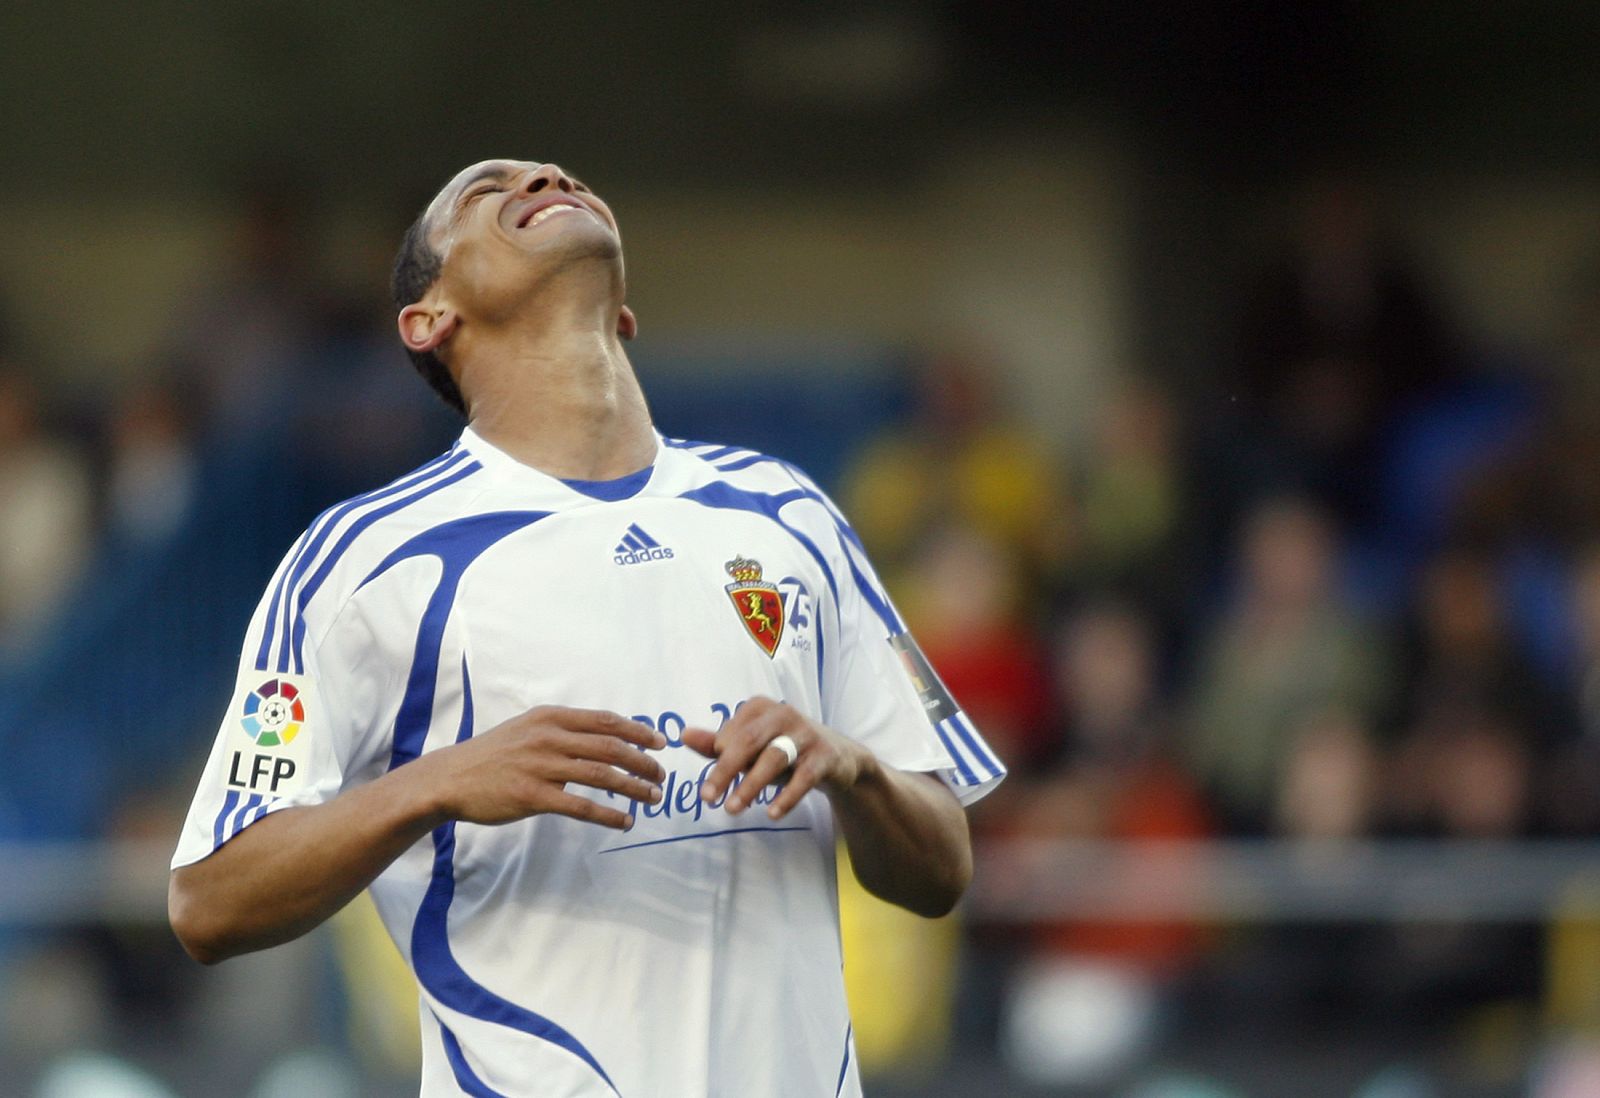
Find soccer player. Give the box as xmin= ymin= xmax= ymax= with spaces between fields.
xmin=168 ymin=159 xmax=1006 ymax=1097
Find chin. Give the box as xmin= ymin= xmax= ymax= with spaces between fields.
xmin=530 ymin=223 xmax=622 ymax=267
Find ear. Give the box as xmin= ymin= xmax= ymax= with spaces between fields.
xmin=617 ymin=305 xmax=638 ymax=341
xmin=398 ymin=304 xmax=459 ymax=354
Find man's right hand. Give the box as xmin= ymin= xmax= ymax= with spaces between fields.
xmin=425 ymin=706 xmax=667 ymax=829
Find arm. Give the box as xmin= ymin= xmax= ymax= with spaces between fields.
xmin=169 ymin=707 xmax=667 ymax=964
xmin=682 ymin=697 xmax=973 ymax=918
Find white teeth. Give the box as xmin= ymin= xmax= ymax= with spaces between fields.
xmin=527 ymin=204 xmax=577 ymax=227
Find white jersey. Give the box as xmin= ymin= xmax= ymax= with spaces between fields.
xmin=174 ymin=426 xmax=1005 ymax=1098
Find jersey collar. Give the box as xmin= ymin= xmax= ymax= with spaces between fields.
xmin=458 ymin=424 xmax=662 ymax=503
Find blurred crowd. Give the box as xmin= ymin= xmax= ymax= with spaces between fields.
xmin=1 ymin=178 xmax=1599 ymax=1097
xmin=0 ymin=185 xmax=456 ymax=666
xmin=836 ymin=183 xmax=1600 ymax=1094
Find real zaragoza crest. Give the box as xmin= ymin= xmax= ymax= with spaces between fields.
xmin=724 ymin=555 xmax=785 ymax=657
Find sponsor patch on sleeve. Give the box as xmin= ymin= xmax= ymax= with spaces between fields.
xmin=222 ymin=672 xmax=318 ymax=797
xmin=887 ymin=633 xmax=959 ymax=726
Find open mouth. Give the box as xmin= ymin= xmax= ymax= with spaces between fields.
xmin=517 ymin=202 xmax=587 ymax=230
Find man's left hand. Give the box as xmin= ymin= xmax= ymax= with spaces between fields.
xmin=681 ymin=697 xmax=873 ymax=821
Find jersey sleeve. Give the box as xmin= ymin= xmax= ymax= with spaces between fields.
xmin=797 ymin=474 xmax=1007 ymax=805
xmin=171 ymin=533 xmax=389 ymax=869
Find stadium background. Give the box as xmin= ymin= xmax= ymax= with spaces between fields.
xmin=2 ymin=3 xmax=1599 ymax=1095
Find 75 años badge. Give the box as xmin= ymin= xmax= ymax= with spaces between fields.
xmin=724 ymin=555 xmax=785 ymax=657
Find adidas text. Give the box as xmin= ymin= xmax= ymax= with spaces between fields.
xmin=614 ymin=547 xmax=675 ymax=566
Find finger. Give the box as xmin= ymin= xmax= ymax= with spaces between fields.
xmin=680 ymin=727 xmax=718 ymax=758
xmin=544 ymin=757 xmax=664 ymax=806
xmin=763 ymin=755 xmax=824 ymax=820
xmin=701 ymin=705 xmax=786 ymax=803
xmin=542 ymin=788 xmax=636 ymax=831
xmin=552 ymin=731 xmax=667 ymax=783
xmin=725 ymin=740 xmax=798 ymax=815
xmin=543 ymin=707 xmax=666 ymax=750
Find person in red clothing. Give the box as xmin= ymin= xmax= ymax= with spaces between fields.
xmin=897 ymin=523 xmax=1055 ymax=773
xmin=1018 ymin=603 xmax=1212 ymax=973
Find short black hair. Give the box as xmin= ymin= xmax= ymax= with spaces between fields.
xmin=391 ymin=208 xmax=466 ymax=416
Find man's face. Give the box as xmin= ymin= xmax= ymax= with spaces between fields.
xmin=423 ymin=159 xmax=625 ymax=319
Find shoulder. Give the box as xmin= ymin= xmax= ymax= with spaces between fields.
xmin=263 ymin=445 xmax=491 ymax=655
xmin=662 ymin=435 xmax=850 ymax=527
xmin=660 ymin=434 xmax=835 ymax=502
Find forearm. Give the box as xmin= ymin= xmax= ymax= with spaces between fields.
xmin=170 ymin=705 xmax=667 ymax=964
xmin=827 ymin=756 xmax=972 ymax=918
xmin=169 ymin=757 xmax=447 ymax=963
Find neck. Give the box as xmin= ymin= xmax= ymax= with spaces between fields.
xmin=455 ymin=289 xmax=655 ymax=481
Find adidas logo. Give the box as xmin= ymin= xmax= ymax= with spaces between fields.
xmin=613 ymin=523 xmax=675 ymax=566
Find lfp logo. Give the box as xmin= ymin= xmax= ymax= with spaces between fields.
xmin=240 ymin=679 xmax=304 ymax=748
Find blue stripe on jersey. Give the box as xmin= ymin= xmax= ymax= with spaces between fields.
xmin=209 ymin=791 xmax=262 ymax=853
xmin=599 ymin=825 xmax=812 ymax=855
xmin=751 ymin=466 xmax=1003 ymax=785
xmin=257 ymin=447 xmax=458 ymax=672
xmin=286 ymin=458 xmax=484 ymax=674
xmin=665 ymin=434 xmax=774 ymax=473
xmin=712 ymin=452 xmax=779 ymax=473
xmin=938 ymin=721 xmax=981 ymax=786
xmin=210 ymin=789 xmax=240 ymax=850
xmin=799 ymin=497 xmax=1002 ymax=783
xmin=241 ymin=796 xmax=275 ymax=834
xmin=835 ymin=1021 xmax=854 ymax=1097
xmin=435 ymin=1012 xmax=506 ymax=1097
xmin=357 ymin=510 xmax=552 ymax=771
xmin=415 ymin=822 xmax=620 ymax=1095
xmin=946 ymin=711 xmax=1002 ymax=783
xmin=660 ymin=435 xmax=720 ymax=451
xmin=230 ymin=793 xmax=263 ymax=841
xmin=254 ymin=525 xmax=315 ymax=674
xmin=805 ymin=520 xmax=988 ymax=782
xmin=272 ymin=448 xmax=466 ymax=672
xmin=560 ymin=463 xmax=653 ymax=502
xmin=381 ymin=527 xmax=619 ymax=1094
xmin=629 ymin=523 xmax=658 ymax=548
xmin=691 ymin=444 xmax=751 ymax=462
xmin=455 ymin=655 xmax=474 ymax=746
xmin=621 ymin=533 xmax=643 ymax=551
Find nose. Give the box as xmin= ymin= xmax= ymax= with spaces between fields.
xmin=520 ymin=163 xmax=575 ymax=196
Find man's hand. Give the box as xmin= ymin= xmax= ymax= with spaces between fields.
xmin=681 ymin=696 xmax=871 ymax=821
xmin=425 ymin=706 xmax=667 ymax=830
xmin=170 ymin=705 xmax=667 ymax=964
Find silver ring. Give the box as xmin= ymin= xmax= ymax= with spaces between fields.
xmin=768 ymin=734 xmax=799 ymax=768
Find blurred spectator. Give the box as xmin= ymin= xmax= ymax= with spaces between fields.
xmin=0 ymin=365 xmax=94 ymax=653
xmin=1512 ymin=255 xmax=1600 ymax=551
xmin=293 ymin=284 xmax=463 ymax=503
xmin=995 ymin=605 xmax=1210 ymax=1090
xmin=1395 ymin=549 xmax=1567 ymax=751
xmin=78 ymin=793 xmax=203 ymax=1041
xmin=102 ymin=381 xmax=198 ymax=545
xmin=168 ymin=181 xmax=320 ymax=430
xmin=1066 ymin=380 xmax=1190 ymax=615
xmin=1022 ymin=603 xmax=1211 ymax=971
xmin=841 ymin=346 xmax=1071 ymax=597
xmin=896 ymin=523 xmax=1053 ymax=775
xmin=1543 ymin=545 xmax=1600 ymax=834
xmin=1206 ymin=711 xmax=1392 ymax=1036
xmin=1376 ymin=707 xmax=1543 ymax=1024
xmin=1232 ymin=177 xmax=1459 ymax=528
xmin=1273 ymin=709 xmax=1379 ymax=841
xmin=1186 ymin=497 xmax=1389 ymax=831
